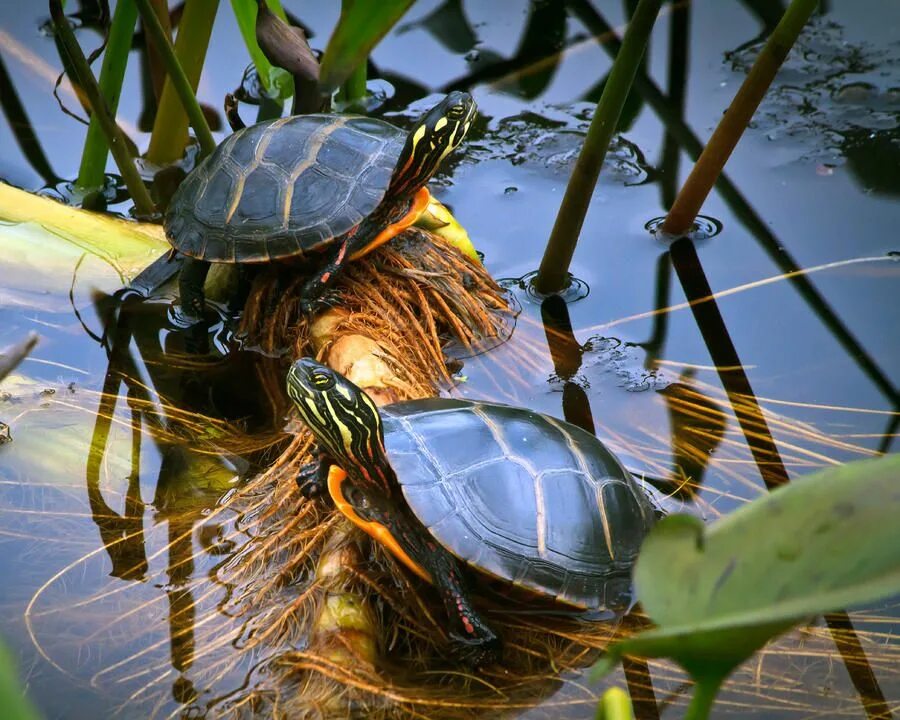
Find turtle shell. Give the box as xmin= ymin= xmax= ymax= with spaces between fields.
xmin=381 ymin=399 xmax=657 ymax=610
xmin=164 ymin=115 xmax=406 ymax=263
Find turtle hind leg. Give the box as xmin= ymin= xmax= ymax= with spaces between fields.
xmin=178 ymin=256 xmax=211 ymax=321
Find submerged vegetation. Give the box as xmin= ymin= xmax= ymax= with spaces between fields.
xmin=0 ymin=0 xmax=898 ymax=718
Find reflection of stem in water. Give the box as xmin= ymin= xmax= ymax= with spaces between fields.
xmin=0 ymin=54 xmax=58 ymax=185
xmin=164 ymin=508 xmax=197 ymax=677
xmin=541 ymin=294 xmax=596 ymax=434
xmin=540 ymin=295 xmax=660 ymax=720
xmin=567 ymin=0 xmax=900 ymax=418
xmin=657 ymin=371 xmax=727 ymax=500
xmin=669 ymin=238 xmax=789 ymax=490
xmin=636 ymin=253 xmax=671 ymax=367
xmin=879 ymin=414 xmax=898 ymax=455
xmin=659 ymin=0 xmax=688 ymax=208
xmin=0 ymin=332 xmax=39 ymax=384
xmin=824 ymin=611 xmax=894 ymax=720
xmin=85 ymin=307 xmax=149 ymax=581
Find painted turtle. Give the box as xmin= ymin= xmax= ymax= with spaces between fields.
xmin=160 ymin=92 xmax=476 ymax=318
xmin=287 ymin=358 xmax=657 ymax=663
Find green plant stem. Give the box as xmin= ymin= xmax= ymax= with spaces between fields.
xmin=661 ymin=0 xmax=818 ymax=237
xmin=534 ymin=0 xmax=663 ymax=295
xmin=231 ymin=0 xmax=291 ymax=97
xmin=144 ymin=0 xmax=173 ymax=100
xmin=684 ymin=677 xmax=723 ymax=720
xmin=77 ymin=0 xmax=139 ymax=190
xmin=337 ymin=61 xmax=367 ymax=106
xmin=49 ymin=0 xmax=156 ymax=217
xmin=142 ymin=0 xmax=218 ymax=164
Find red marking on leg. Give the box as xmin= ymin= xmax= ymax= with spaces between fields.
xmin=319 ymin=271 xmax=331 ymax=284
xmin=335 ymin=241 xmax=348 ymax=264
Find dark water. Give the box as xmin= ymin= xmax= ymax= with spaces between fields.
xmin=1 ymin=1 xmax=899 ymax=718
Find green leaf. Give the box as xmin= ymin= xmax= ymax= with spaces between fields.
xmin=0 ymin=638 xmax=41 ymax=720
xmin=597 ymin=454 xmax=900 ymax=706
xmin=319 ymin=0 xmax=416 ymax=94
xmin=230 ymin=0 xmax=294 ymax=100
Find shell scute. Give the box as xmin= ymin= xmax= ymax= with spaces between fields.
xmin=233 ymin=166 xmax=284 ymax=225
xmin=227 ymin=122 xmax=269 ymax=166
xmin=288 ymin=168 xmax=344 ymax=226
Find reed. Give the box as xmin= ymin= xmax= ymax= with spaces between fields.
xmin=660 ymin=0 xmax=819 ymax=237
xmin=77 ymin=0 xmax=139 ymax=191
xmin=534 ymin=0 xmax=663 ymax=295
xmin=143 ymin=0 xmax=219 ymax=164
xmin=49 ymin=0 xmax=156 ymax=217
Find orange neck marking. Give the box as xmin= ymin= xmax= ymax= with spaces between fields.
xmin=326 ymin=465 xmax=432 ymax=583
xmin=349 ymin=187 xmax=432 ymax=261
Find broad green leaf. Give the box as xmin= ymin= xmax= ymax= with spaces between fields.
xmin=597 ymin=454 xmax=900 ymax=693
xmin=0 ymin=183 xmax=168 ymax=311
xmin=319 ymin=0 xmax=416 ymax=93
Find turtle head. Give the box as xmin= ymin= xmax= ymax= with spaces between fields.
xmin=287 ymin=358 xmax=394 ymax=491
xmin=389 ymin=91 xmax=477 ymax=198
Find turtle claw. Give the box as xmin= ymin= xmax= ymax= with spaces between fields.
xmin=299 ymin=289 xmax=343 ymax=317
xmin=450 ymin=631 xmax=502 ymax=667
xmin=296 ymin=456 xmax=330 ymax=501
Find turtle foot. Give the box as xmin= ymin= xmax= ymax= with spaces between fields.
xmin=296 ymin=461 xmax=326 ymax=500
xmin=299 ymin=289 xmax=343 ymax=317
xmin=450 ymin=630 xmax=502 ymax=667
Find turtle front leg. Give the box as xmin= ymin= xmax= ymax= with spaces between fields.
xmin=179 ymin=256 xmax=211 ymax=320
xmin=296 ymin=447 xmax=331 ymax=500
xmin=424 ymin=539 xmax=503 ymax=666
xmin=329 ymin=470 xmax=502 ymax=665
xmin=298 ymin=237 xmax=351 ymax=314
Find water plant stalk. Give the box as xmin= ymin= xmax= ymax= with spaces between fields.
xmin=142 ymin=0 xmax=219 ymax=164
xmin=77 ymin=0 xmax=139 ymax=190
xmin=683 ymin=676 xmax=722 ymax=720
xmin=144 ymin=0 xmax=173 ymax=102
xmin=49 ymin=0 xmax=156 ymax=217
xmin=534 ymin=0 xmax=663 ymax=295
xmin=337 ymin=61 xmax=367 ymax=107
xmin=660 ymin=0 xmax=818 ymax=237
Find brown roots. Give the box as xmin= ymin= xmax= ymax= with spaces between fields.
xmin=200 ymin=230 xmax=629 ymax=719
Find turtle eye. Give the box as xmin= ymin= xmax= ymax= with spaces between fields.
xmin=310 ymin=371 xmax=335 ymax=390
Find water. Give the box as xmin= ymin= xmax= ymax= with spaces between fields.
xmin=1 ymin=1 xmax=899 ymax=717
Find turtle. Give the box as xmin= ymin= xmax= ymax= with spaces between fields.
xmin=152 ymin=92 xmax=476 ymax=318
xmin=286 ymin=358 xmax=658 ymax=664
